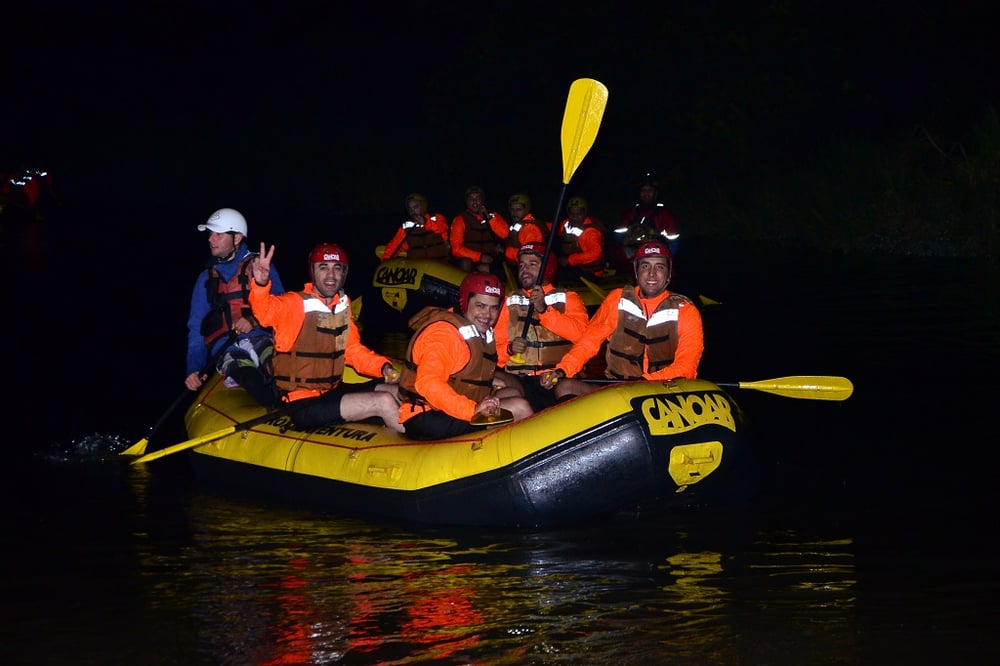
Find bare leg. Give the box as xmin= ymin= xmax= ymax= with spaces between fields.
xmin=340 ymin=391 xmax=405 ymax=433
xmin=501 ymin=396 xmax=534 ymax=422
xmin=374 ymin=382 xmax=400 ymax=401
xmin=552 ymin=377 xmax=596 ymax=401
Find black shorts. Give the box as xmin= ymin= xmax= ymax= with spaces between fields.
xmin=403 ymin=409 xmax=482 ymax=441
xmin=285 ymin=380 xmax=380 ymax=430
xmin=516 ymin=373 xmax=557 ymax=412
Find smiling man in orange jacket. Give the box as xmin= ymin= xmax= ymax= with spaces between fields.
xmin=397 ymin=272 xmax=532 ymax=440
xmin=540 ymin=241 xmax=703 ymax=400
xmin=249 ymin=242 xmax=404 ymax=433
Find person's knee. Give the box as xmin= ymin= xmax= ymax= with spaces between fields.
xmin=554 ymin=378 xmax=590 ymax=402
xmin=377 ymin=391 xmax=399 ymax=410
xmin=376 ymin=392 xmax=404 ymax=432
xmin=508 ymin=397 xmax=533 ymax=420
xmin=220 ymin=347 xmax=252 ymax=374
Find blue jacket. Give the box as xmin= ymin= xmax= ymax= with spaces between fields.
xmin=186 ymin=243 xmax=285 ymax=375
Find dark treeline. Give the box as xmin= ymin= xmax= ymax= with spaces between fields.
xmin=4 ymin=3 xmax=997 ymax=257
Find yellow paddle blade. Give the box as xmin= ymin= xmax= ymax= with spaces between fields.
xmin=578 ymin=275 xmax=608 ymax=300
xmin=734 ymin=376 xmax=854 ymax=401
xmin=561 ymin=79 xmax=609 ymax=184
xmin=502 ymin=261 xmax=518 ymax=294
xmin=130 ymin=425 xmax=239 ymax=465
xmin=350 ymin=294 xmax=363 ymax=321
xmin=697 ymin=294 xmax=723 ymax=307
xmin=120 ymin=437 xmax=149 ymax=457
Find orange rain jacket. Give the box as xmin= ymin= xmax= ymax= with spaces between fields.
xmin=398 ymin=314 xmax=496 ymax=424
xmin=556 ymin=287 xmax=703 ymax=380
xmin=249 ymin=281 xmax=391 ymax=401
xmin=557 ymin=216 xmax=605 ymax=275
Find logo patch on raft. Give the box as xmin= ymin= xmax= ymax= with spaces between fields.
xmin=635 ymin=392 xmax=736 ymax=435
xmin=272 ymin=415 xmax=378 ymax=441
xmin=375 ymin=265 xmax=419 ymax=286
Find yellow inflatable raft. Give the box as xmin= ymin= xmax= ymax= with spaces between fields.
xmin=180 ymin=372 xmax=755 ymax=528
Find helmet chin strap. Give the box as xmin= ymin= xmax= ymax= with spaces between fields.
xmin=218 ymin=233 xmax=241 ymax=263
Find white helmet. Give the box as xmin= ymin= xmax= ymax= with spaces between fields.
xmin=197 ymin=208 xmax=248 ymax=236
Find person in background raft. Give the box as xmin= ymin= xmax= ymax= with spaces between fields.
xmin=186 ymin=207 xmax=284 ymax=408
xmin=397 ymin=272 xmax=532 ymax=440
xmin=540 ymin=241 xmax=703 ymax=400
xmin=501 ymin=193 xmax=550 ymax=267
xmin=450 ymin=185 xmax=508 ymax=274
xmin=611 ymin=171 xmax=680 ymax=271
xmin=249 ymin=242 xmax=404 ymax=432
xmin=494 ymin=243 xmax=589 ymax=412
xmin=380 ymin=192 xmax=451 ymax=262
xmin=555 ymin=196 xmax=606 ymax=281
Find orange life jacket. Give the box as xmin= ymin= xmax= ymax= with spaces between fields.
xmin=605 ymin=286 xmax=691 ymax=379
xmin=200 ymin=255 xmax=256 ymax=346
xmin=457 ymin=211 xmax=503 ymax=256
xmin=503 ymin=289 xmax=573 ymax=374
xmin=272 ymin=291 xmax=351 ymax=396
xmin=402 ymin=214 xmax=450 ymax=260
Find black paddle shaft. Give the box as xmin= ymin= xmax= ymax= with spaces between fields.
xmin=517 ymin=184 xmax=569 ymax=339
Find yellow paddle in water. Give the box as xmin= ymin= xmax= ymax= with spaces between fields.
xmin=581 ymin=375 xmax=854 ymax=401
xmin=120 ymin=388 xmax=192 ymax=457
xmin=509 ymin=78 xmax=609 ymax=365
xmin=121 ymin=333 xmax=238 ymax=457
xmin=130 ymin=409 xmax=285 ymax=465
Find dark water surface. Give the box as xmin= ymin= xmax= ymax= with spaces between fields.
xmin=2 ymin=204 xmax=998 ymax=664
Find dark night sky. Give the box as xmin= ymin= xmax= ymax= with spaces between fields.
xmin=3 ymin=1 xmax=997 ymax=222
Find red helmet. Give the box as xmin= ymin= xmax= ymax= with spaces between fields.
xmin=517 ymin=242 xmax=557 ymax=284
xmin=308 ymin=243 xmax=349 ymax=268
xmin=633 ymin=241 xmax=671 ymax=263
xmin=458 ymin=272 xmax=504 ymax=315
